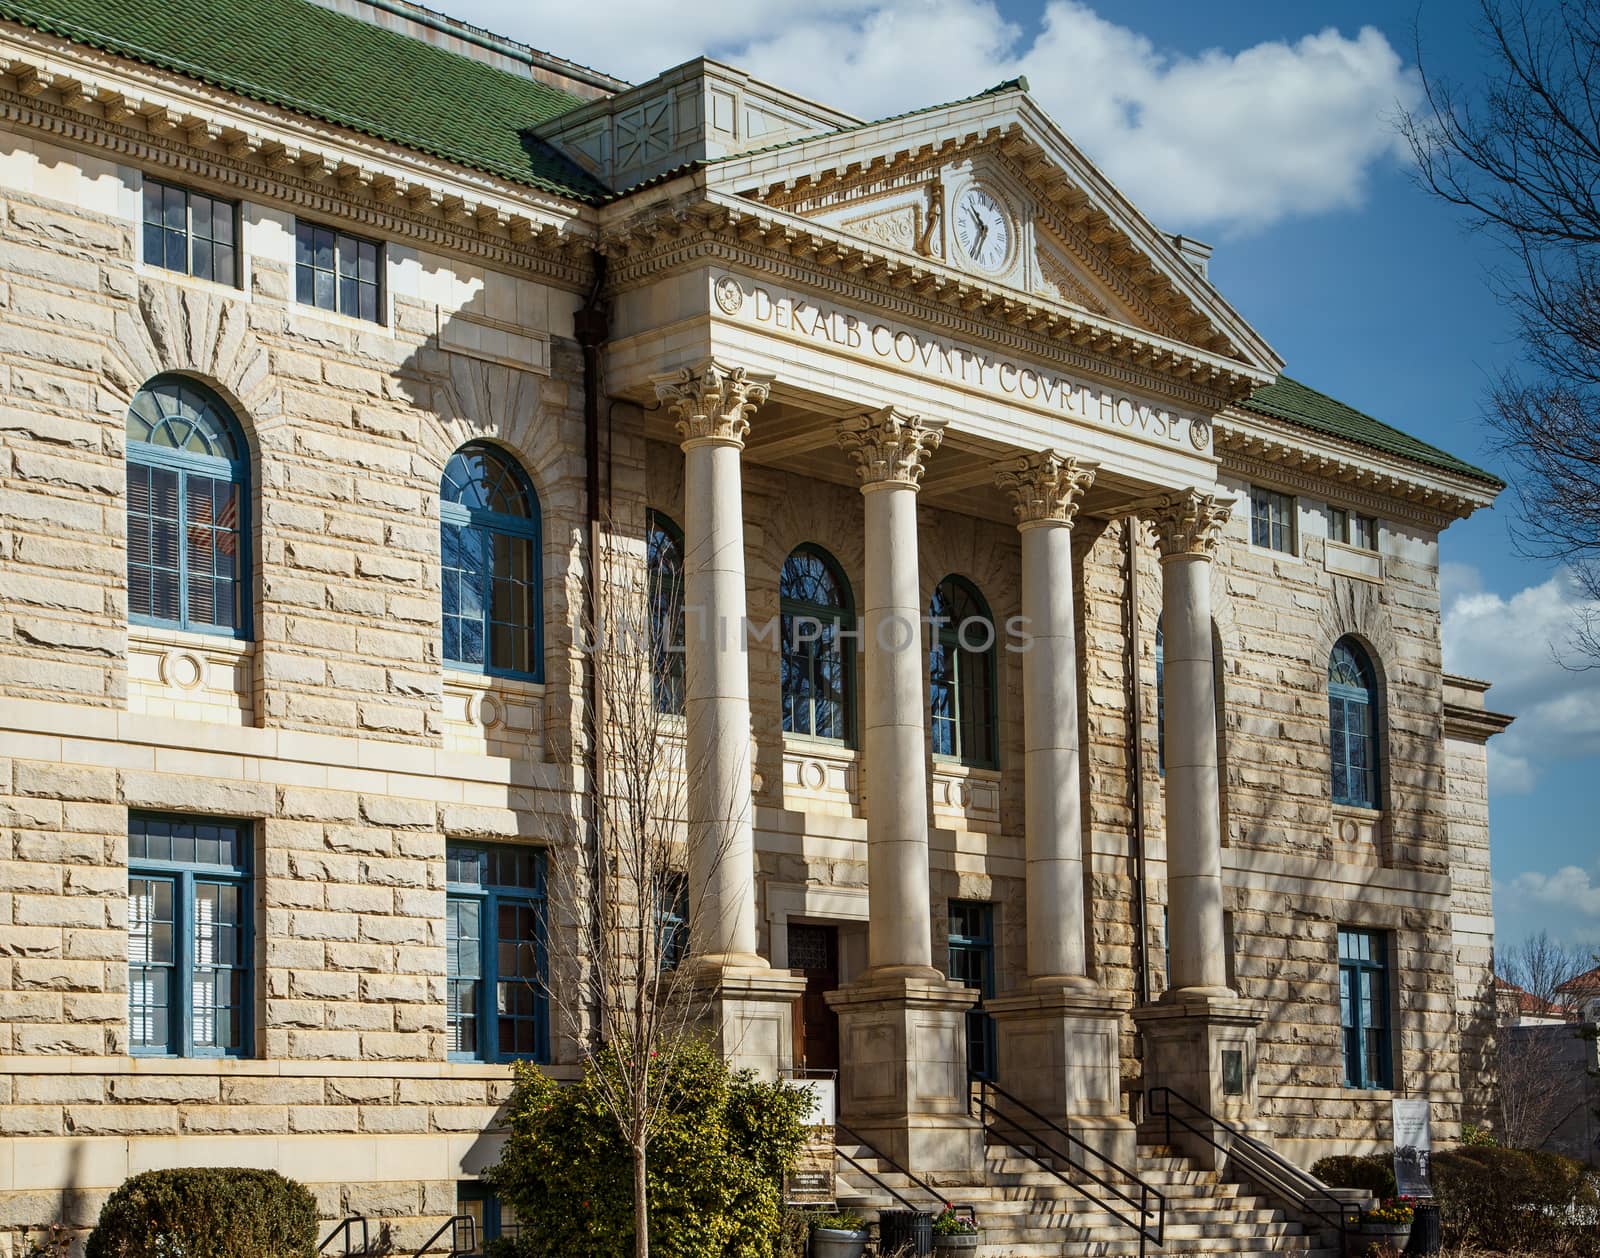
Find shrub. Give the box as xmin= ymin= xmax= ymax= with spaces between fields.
xmin=1430 ymin=1146 xmax=1600 ymax=1255
xmin=1312 ymin=1153 xmax=1396 ymax=1200
xmin=488 ymin=1038 xmax=810 ymax=1258
xmin=85 ymin=1167 xmax=316 ymax=1258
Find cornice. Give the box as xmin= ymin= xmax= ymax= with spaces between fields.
xmin=600 ymin=191 xmax=1269 ymax=408
xmin=1215 ymin=406 xmax=1498 ymax=527
xmin=1443 ymin=702 xmax=1515 ymax=742
xmin=0 ymin=28 xmax=598 ymax=287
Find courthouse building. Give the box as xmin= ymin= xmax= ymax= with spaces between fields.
xmin=0 ymin=0 xmax=1513 ymax=1251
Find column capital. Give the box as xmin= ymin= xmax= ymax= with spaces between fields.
xmin=837 ymin=407 xmax=945 ymax=490
xmin=1146 ymin=489 xmax=1232 ymax=559
xmin=995 ymin=449 xmax=1097 ymax=527
xmin=652 ymin=358 xmax=772 ymax=448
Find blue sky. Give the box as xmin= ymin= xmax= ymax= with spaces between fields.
xmin=458 ymin=0 xmax=1598 ymax=952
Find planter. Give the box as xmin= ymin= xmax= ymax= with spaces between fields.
xmin=933 ymin=1233 xmax=981 ymax=1253
xmin=811 ymin=1226 xmax=869 ymax=1258
xmin=1345 ymin=1221 xmax=1413 ymax=1257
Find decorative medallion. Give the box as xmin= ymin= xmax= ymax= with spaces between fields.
xmin=714 ymin=275 xmax=744 ymax=316
xmin=1189 ymin=418 xmax=1213 ymax=452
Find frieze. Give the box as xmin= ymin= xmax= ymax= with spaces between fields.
xmin=713 ymin=272 xmax=1215 ymax=454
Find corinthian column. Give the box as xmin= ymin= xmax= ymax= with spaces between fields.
xmin=651 ymin=360 xmax=804 ymax=1078
xmin=994 ymin=450 xmax=1096 ymax=984
xmin=836 ymin=406 xmax=945 ymax=976
xmin=1146 ymin=489 xmax=1231 ymax=994
xmin=825 ymin=406 xmax=982 ymax=1175
xmin=1132 ymin=487 xmax=1261 ymax=1163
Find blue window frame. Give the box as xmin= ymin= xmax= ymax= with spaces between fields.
xmin=1338 ymin=927 xmax=1393 ymax=1089
xmin=1250 ymin=485 xmax=1296 ymax=554
xmin=657 ymin=871 xmax=689 ymax=972
xmin=128 ymin=813 xmax=251 ymax=1058
xmin=441 ymin=444 xmax=542 ymax=681
xmin=780 ymin=545 xmax=854 ymax=744
xmin=929 ymin=575 xmax=998 ymax=768
xmin=294 ymin=220 xmax=382 ymax=322
xmin=456 ymin=1183 xmax=521 ymax=1254
xmin=126 ymin=377 xmax=249 ymax=637
xmin=948 ymin=900 xmax=997 ymax=1081
xmin=142 ymin=176 xmax=238 ymax=286
xmin=1329 ymin=639 xmax=1379 ymax=808
xmin=446 ymin=842 xmax=548 ymax=1063
xmin=647 ymin=511 xmax=686 ymax=716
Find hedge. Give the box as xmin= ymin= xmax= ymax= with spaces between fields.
xmin=85 ymin=1167 xmax=317 ymax=1258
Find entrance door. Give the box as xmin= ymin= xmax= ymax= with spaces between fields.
xmin=948 ymin=900 xmax=996 ymax=1080
xmin=787 ymin=923 xmax=840 ymax=1072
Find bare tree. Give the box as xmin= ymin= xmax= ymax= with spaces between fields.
xmin=1497 ymin=1023 xmax=1591 ymax=1148
xmin=1497 ymin=930 xmax=1592 ymax=1014
xmin=1402 ymin=0 xmax=1600 ymax=658
xmin=541 ymin=515 xmax=737 ymax=1258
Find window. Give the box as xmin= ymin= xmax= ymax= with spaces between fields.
xmin=446 ymin=843 xmax=547 ymax=1062
xmin=657 ymin=871 xmax=689 ymax=972
xmin=441 ymin=444 xmax=542 ymax=680
xmin=456 ymin=1183 xmax=520 ymax=1255
xmin=929 ymin=575 xmax=998 ymax=768
xmin=1329 ymin=506 xmax=1378 ymax=552
xmin=126 ymin=377 xmax=249 ymax=636
xmin=780 ymin=546 xmax=854 ymax=743
xmin=948 ymin=901 xmax=996 ymax=1081
xmin=1250 ymin=485 xmax=1296 ymax=554
xmin=647 ymin=511 xmax=686 ymax=716
xmin=142 ymin=177 xmax=238 ymax=285
xmin=294 ymin=220 xmax=382 ymax=322
xmin=1329 ymin=639 xmax=1379 ymax=808
xmin=128 ymin=813 xmax=251 ymax=1057
xmin=1338 ymin=927 xmax=1392 ymax=1089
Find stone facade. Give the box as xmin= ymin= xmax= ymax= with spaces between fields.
xmin=0 ymin=2 xmax=1513 ymax=1251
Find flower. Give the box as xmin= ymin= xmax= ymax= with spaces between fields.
xmin=1363 ymin=1195 xmax=1416 ymax=1226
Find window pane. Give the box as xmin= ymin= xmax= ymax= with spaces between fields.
xmin=129 ymin=876 xmax=176 ymax=1051
xmin=447 ymin=896 xmax=483 ymax=1057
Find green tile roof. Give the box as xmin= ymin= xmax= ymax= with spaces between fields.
xmin=1243 ymin=375 xmax=1504 ymax=489
xmin=0 ymin=0 xmax=608 ymax=200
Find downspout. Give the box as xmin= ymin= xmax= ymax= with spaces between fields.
xmin=1125 ymin=514 xmax=1151 ymax=1010
xmin=574 ymin=251 xmax=610 ymax=1050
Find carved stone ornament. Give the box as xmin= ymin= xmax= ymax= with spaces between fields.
xmin=652 ymin=359 xmax=772 ymax=446
xmin=1147 ymin=489 xmax=1232 ymax=559
xmin=836 ymin=407 xmax=946 ymax=488
xmin=994 ymin=449 xmax=1098 ymax=527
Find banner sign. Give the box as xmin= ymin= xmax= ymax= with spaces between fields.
xmin=1391 ymin=1097 xmax=1433 ymax=1198
xmin=784 ymin=1076 xmax=837 ymax=1207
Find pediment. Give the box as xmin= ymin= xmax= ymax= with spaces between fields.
xmin=703 ymin=84 xmax=1280 ymax=373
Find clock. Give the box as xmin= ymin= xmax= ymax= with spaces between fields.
xmin=953 ymin=185 xmax=1012 ymax=273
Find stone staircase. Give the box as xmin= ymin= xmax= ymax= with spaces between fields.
xmin=833 ymin=1137 xmax=1343 ymax=1257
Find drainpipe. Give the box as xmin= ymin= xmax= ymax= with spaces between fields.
xmin=574 ymin=251 xmax=610 ymax=1051
xmin=1126 ymin=514 xmax=1151 ymax=1010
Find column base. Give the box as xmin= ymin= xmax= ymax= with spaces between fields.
xmin=826 ymin=973 xmax=984 ymax=1175
xmin=1132 ymin=988 xmax=1263 ymax=1170
xmin=986 ymin=981 xmax=1136 ymax=1168
xmin=688 ymin=961 xmax=809 ymax=1080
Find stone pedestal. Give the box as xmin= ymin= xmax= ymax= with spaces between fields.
xmin=1133 ymin=990 xmax=1262 ymax=1170
xmin=692 ymin=963 xmax=809 ymax=1080
xmin=987 ymin=982 xmax=1136 ymax=1166
xmin=826 ymin=974 xmax=985 ymax=1174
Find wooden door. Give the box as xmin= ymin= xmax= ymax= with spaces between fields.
xmin=787 ymin=923 xmax=840 ymax=1072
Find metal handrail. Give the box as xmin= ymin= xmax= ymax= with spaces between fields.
xmin=411 ymin=1214 xmax=477 ymax=1257
xmin=1147 ymin=1086 xmax=1362 ymax=1235
xmin=834 ymin=1143 xmax=921 ymax=1213
xmin=834 ymin=1120 xmax=958 ymax=1214
xmin=971 ymin=1077 xmax=1165 ymax=1257
xmin=317 ymin=1217 xmax=370 ymax=1255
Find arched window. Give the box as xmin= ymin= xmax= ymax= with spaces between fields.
xmin=780 ymin=546 xmax=853 ymax=743
xmin=126 ymin=376 xmax=248 ymax=636
xmin=441 ymin=443 xmax=541 ymax=681
xmin=1329 ymin=639 xmax=1379 ymax=808
xmin=647 ymin=511 xmax=685 ymax=715
xmin=929 ymin=575 xmax=997 ymax=767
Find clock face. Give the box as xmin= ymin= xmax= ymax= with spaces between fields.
xmin=954 ymin=186 xmax=1011 ymax=273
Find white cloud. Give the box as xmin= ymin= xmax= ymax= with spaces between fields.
xmin=1444 ymin=568 xmax=1600 ymax=793
xmin=449 ymin=0 xmax=1420 ymax=235
xmin=1501 ymin=866 xmax=1600 ymax=921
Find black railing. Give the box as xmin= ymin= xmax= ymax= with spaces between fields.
xmin=411 ymin=1214 xmax=477 ymax=1258
xmin=1147 ymin=1087 xmax=1362 ymax=1237
xmin=971 ymin=1077 xmax=1165 ymax=1258
xmin=834 ymin=1120 xmax=958 ymax=1215
xmin=317 ymin=1217 xmax=370 ymax=1255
